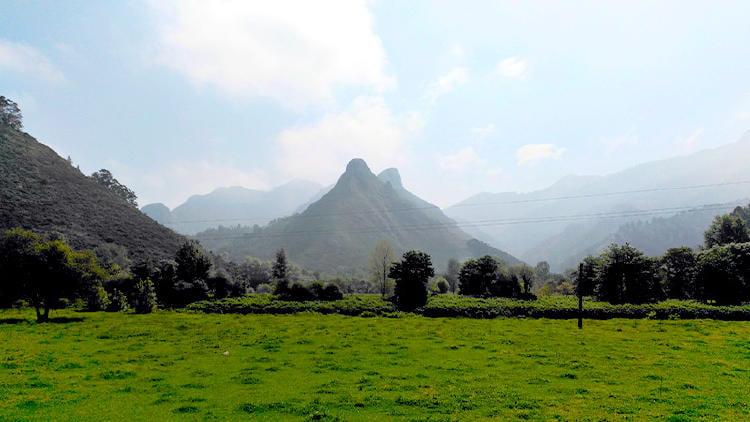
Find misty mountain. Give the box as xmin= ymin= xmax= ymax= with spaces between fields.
xmin=141 ymin=180 xmax=322 ymax=235
xmin=196 ymin=159 xmax=521 ymax=274
xmin=445 ymin=131 xmax=750 ymax=270
xmin=0 ymin=125 xmax=185 ymax=261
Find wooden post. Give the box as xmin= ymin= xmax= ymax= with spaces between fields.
xmin=577 ymin=262 xmax=583 ymax=330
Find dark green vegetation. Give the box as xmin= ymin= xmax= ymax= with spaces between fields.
xmin=1 ymin=310 xmax=749 ymax=420
xmin=196 ymin=159 xmax=520 ymax=274
xmin=188 ymin=294 xmax=750 ymax=320
xmin=0 ymin=124 xmax=184 ymax=262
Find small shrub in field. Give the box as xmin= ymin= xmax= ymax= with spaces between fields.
xmin=107 ymin=289 xmax=130 ymax=312
xmin=133 ymin=279 xmax=157 ymax=314
xmin=436 ymin=279 xmax=450 ymax=294
xmin=320 ymin=284 xmax=343 ymax=301
xmin=86 ymin=283 xmax=111 ymax=311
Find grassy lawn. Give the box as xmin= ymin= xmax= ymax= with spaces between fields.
xmin=1 ymin=310 xmax=748 ymax=421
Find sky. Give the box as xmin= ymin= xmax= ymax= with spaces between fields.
xmin=2 ymin=0 xmax=750 ymax=209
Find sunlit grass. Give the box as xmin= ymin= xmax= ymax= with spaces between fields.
xmin=1 ymin=309 xmax=748 ymax=420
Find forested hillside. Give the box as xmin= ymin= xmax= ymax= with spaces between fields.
xmin=0 ymin=124 xmax=184 ymax=261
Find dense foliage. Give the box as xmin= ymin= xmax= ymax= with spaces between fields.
xmin=389 ymin=250 xmax=434 ymax=310
xmin=90 ymin=169 xmax=138 ymax=208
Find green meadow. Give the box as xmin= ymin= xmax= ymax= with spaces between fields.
xmin=1 ymin=310 xmax=749 ymax=421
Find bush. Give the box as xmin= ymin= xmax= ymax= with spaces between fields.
xmin=107 ymin=289 xmax=130 ymax=312
xmin=85 ymin=282 xmax=111 ymax=311
xmin=133 ymin=279 xmax=157 ymax=314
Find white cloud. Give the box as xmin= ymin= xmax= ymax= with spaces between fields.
xmin=602 ymin=133 xmax=638 ymax=153
xmin=427 ymin=67 xmax=468 ymax=103
xmin=117 ymin=160 xmax=270 ymax=208
xmin=516 ymin=144 xmax=565 ymax=165
xmin=496 ymin=57 xmax=528 ymax=80
xmin=471 ymin=123 xmax=495 ymax=142
xmin=0 ymin=39 xmax=63 ymax=82
xmin=439 ymin=147 xmax=485 ymax=171
xmin=150 ymin=0 xmax=392 ymax=109
xmin=276 ymin=96 xmax=419 ymax=183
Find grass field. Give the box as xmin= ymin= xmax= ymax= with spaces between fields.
xmin=1 ymin=310 xmax=749 ymax=421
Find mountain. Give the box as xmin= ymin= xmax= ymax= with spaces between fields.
xmin=0 ymin=125 xmax=185 ymax=261
xmin=445 ymin=131 xmax=750 ymax=270
xmin=196 ymin=159 xmax=522 ymax=274
xmin=141 ymin=180 xmax=322 ymax=235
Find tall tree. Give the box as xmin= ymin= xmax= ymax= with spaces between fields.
xmin=0 ymin=96 xmax=23 ymax=130
xmin=458 ymin=255 xmax=497 ymax=297
xmin=368 ymin=239 xmax=395 ymax=298
xmin=90 ymin=169 xmax=138 ymax=208
xmin=389 ymin=250 xmax=434 ymax=311
xmin=596 ymin=243 xmax=657 ymax=304
xmin=660 ymin=247 xmax=697 ymax=299
xmin=444 ymin=258 xmax=460 ymax=293
xmin=175 ymin=240 xmax=212 ymax=283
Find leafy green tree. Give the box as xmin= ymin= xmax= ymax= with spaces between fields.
xmin=90 ymin=169 xmax=138 ymax=207
xmin=660 ymin=247 xmax=697 ymax=299
xmin=575 ymin=255 xmax=600 ymax=296
xmin=595 ymin=243 xmax=658 ymax=304
xmin=535 ymin=261 xmax=550 ymax=282
xmin=133 ymin=279 xmax=157 ymax=313
xmin=0 ymin=96 xmax=23 ymax=130
xmin=512 ymin=265 xmax=536 ymax=295
xmin=175 ymin=240 xmax=212 ymax=284
xmin=704 ymin=214 xmax=750 ymax=248
xmin=444 ymin=258 xmax=460 ymax=293
xmin=272 ymin=248 xmax=290 ymax=295
xmin=389 ymin=250 xmax=434 ymax=311
xmin=368 ymin=239 xmax=396 ymax=298
xmin=458 ymin=255 xmax=497 ymax=297
xmin=107 ymin=289 xmax=130 ymax=312
xmin=490 ymin=268 xmax=522 ymax=298
xmin=0 ymin=229 xmax=108 ymax=321
xmin=696 ymin=243 xmax=750 ymax=305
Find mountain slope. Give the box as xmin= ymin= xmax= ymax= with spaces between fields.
xmin=197 ymin=159 xmax=521 ymax=273
xmin=141 ymin=180 xmax=322 ymax=235
xmin=446 ymin=132 xmax=750 ymax=267
xmin=0 ymin=125 xmax=185 ymax=261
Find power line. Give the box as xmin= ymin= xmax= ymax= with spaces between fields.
xmin=193 ymin=203 xmax=734 ymax=241
xmin=160 ymin=179 xmax=750 ymax=226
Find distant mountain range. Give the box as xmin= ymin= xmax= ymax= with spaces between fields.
xmin=196 ymin=159 xmax=521 ymax=274
xmin=141 ymin=180 xmax=322 ymax=235
xmin=0 ymin=125 xmax=185 ymax=261
xmin=445 ymin=131 xmax=750 ymax=270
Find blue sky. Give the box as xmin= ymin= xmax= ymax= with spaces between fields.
xmin=2 ymin=0 xmax=750 ymax=208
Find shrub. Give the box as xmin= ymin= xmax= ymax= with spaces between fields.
xmin=256 ymin=284 xmax=272 ymax=294
xmin=133 ymin=279 xmax=157 ymax=314
xmin=85 ymin=282 xmax=111 ymax=311
xmin=107 ymin=289 xmax=130 ymax=312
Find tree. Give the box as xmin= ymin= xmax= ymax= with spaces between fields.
xmin=133 ymin=279 xmax=157 ymax=313
xmin=0 ymin=96 xmax=23 ymax=130
xmin=595 ymin=243 xmax=658 ymax=304
xmin=535 ymin=261 xmax=550 ymax=282
xmin=660 ymin=247 xmax=697 ymax=299
xmin=458 ymin=255 xmax=497 ymax=297
xmin=175 ymin=240 xmax=212 ymax=284
xmin=90 ymin=169 xmax=138 ymax=208
xmin=574 ymin=255 xmax=599 ymax=297
xmin=512 ymin=265 xmax=536 ymax=296
xmin=389 ymin=250 xmax=434 ymax=311
xmin=444 ymin=258 xmax=460 ymax=293
xmin=272 ymin=248 xmax=290 ymax=295
xmin=368 ymin=239 xmax=396 ymax=298
xmin=704 ymin=214 xmax=749 ymax=248
xmin=0 ymin=229 xmax=107 ymax=322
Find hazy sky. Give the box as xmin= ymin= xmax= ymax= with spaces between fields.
xmin=2 ymin=1 xmax=750 ymax=208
